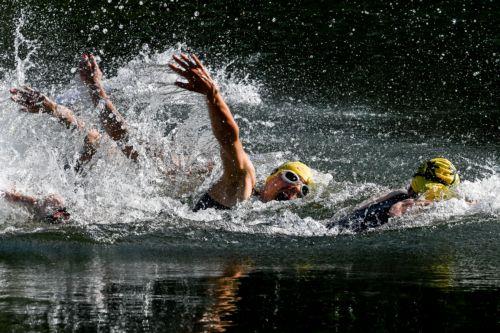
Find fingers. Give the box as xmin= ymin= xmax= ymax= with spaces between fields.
xmin=170 ymin=53 xmax=209 ymax=78
xmin=79 ymin=54 xmax=92 ymax=70
xmin=168 ymin=63 xmax=185 ymax=76
xmin=169 ymin=63 xmax=196 ymax=83
xmin=180 ymin=53 xmax=197 ymax=68
xmin=174 ymin=81 xmax=193 ymax=91
xmin=190 ymin=53 xmax=210 ymax=79
xmin=191 ymin=54 xmax=202 ymax=66
xmin=9 ymin=86 xmax=45 ymax=112
xmin=21 ymin=85 xmax=42 ymax=100
xmin=9 ymin=88 xmax=31 ymax=106
xmin=89 ymin=54 xmax=99 ymax=72
xmin=172 ymin=54 xmax=191 ymax=70
xmin=86 ymin=129 xmax=101 ymax=146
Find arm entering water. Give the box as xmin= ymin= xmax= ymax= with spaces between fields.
xmin=79 ymin=54 xmax=138 ymax=161
xmin=169 ymin=53 xmax=255 ymax=206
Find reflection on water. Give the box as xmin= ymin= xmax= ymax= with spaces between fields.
xmin=0 ymin=224 xmax=498 ymax=332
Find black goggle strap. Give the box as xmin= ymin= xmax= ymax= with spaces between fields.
xmin=413 ymin=161 xmax=457 ymax=186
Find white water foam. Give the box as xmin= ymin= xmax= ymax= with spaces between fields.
xmin=0 ymin=17 xmax=498 ymax=239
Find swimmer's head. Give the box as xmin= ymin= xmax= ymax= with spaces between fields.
xmin=260 ymin=161 xmax=313 ymax=202
xmin=37 ymin=194 xmax=70 ymax=224
xmin=45 ymin=207 xmax=71 ymax=224
xmin=410 ymin=157 xmax=460 ymax=201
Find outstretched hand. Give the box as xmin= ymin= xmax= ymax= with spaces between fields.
xmin=169 ymin=53 xmax=218 ymax=97
xmin=9 ymin=86 xmax=54 ymax=113
xmin=79 ymin=54 xmax=103 ymax=87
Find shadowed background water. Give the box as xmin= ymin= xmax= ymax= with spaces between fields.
xmin=0 ymin=0 xmax=498 ymax=332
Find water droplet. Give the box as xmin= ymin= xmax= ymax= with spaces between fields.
xmin=194 ymin=11 xmax=199 ymax=17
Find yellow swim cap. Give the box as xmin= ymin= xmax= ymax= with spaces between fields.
xmin=411 ymin=157 xmax=460 ymax=201
xmin=266 ymin=161 xmax=313 ymax=185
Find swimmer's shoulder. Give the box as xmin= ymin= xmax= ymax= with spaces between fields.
xmin=357 ymin=189 xmax=408 ymax=210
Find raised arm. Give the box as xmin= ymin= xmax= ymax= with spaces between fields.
xmin=169 ymin=53 xmax=255 ymax=206
xmin=79 ymin=54 xmax=138 ymax=161
xmin=169 ymin=54 xmax=248 ymax=169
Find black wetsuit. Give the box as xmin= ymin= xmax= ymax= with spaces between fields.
xmin=326 ymin=191 xmax=411 ymax=232
xmin=193 ymin=193 xmax=230 ymax=212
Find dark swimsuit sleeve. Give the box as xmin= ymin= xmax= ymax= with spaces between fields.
xmin=327 ymin=192 xmax=410 ymax=232
xmin=193 ymin=193 xmax=230 ymax=212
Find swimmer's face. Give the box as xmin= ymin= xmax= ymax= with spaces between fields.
xmin=260 ymin=171 xmax=309 ymax=202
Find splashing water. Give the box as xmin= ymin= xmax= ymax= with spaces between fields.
xmin=0 ymin=16 xmax=498 ymax=242
xmin=13 ymin=13 xmax=38 ymax=86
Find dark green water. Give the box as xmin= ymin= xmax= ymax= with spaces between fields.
xmin=1 ymin=219 xmax=499 ymax=331
xmin=0 ymin=1 xmax=499 ymax=332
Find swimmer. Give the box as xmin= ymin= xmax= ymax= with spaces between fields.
xmin=327 ymin=157 xmax=462 ymax=232
xmin=169 ymin=53 xmax=314 ymax=210
xmin=9 ymin=53 xmax=314 ymax=213
xmin=9 ymin=85 xmax=101 ymax=172
xmin=11 ymin=53 xmax=141 ymax=166
xmin=1 ymin=189 xmax=70 ymax=224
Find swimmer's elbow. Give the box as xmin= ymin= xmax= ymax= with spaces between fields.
xmin=215 ymin=122 xmax=240 ymax=146
xmin=388 ymin=199 xmax=416 ymax=217
xmin=388 ymin=203 xmax=404 ymax=217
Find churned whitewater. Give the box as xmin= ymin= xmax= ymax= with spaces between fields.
xmin=0 ymin=17 xmax=498 ymax=241
xmin=0 ymin=3 xmax=498 ymax=331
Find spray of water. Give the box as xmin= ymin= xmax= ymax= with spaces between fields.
xmin=13 ymin=13 xmax=38 ymax=86
xmin=0 ymin=16 xmax=498 ymax=241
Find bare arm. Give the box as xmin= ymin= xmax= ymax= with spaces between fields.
xmin=169 ymin=54 xmax=250 ymax=174
xmin=2 ymin=190 xmax=38 ymax=208
xmin=9 ymin=86 xmax=101 ymax=172
xmin=74 ymin=129 xmax=101 ymax=173
xmin=2 ymin=190 xmax=69 ymax=223
xmin=10 ymin=86 xmax=84 ymax=130
xmin=168 ymin=53 xmax=255 ymax=205
xmin=79 ymin=54 xmax=138 ymax=161
xmin=388 ymin=199 xmax=433 ymax=217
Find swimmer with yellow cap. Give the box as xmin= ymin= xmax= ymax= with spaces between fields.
xmin=259 ymin=161 xmax=314 ymax=202
xmin=410 ymin=157 xmax=460 ymax=201
xmin=327 ymin=157 xmax=461 ymax=231
xmin=169 ymin=53 xmax=313 ymax=211
xmin=388 ymin=157 xmax=461 ymax=217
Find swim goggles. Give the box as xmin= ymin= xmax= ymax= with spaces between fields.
xmin=280 ymin=170 xmax=310 ymax=197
